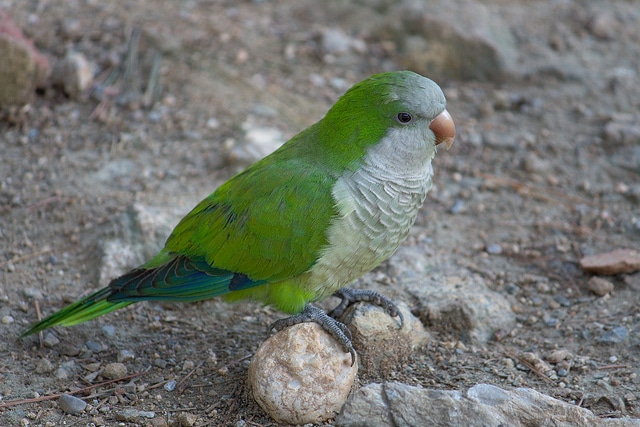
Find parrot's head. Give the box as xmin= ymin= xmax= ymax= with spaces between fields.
xmin=318 ymin=71 xmax=455 ymax=170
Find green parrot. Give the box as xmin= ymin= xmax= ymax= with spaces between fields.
xmin=22 ymin=71 xmax=455 ymax=362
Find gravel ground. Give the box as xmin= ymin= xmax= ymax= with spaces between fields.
xmin=1 ymin=1 xmax=639 ymax=426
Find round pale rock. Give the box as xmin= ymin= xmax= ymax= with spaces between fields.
xmin=249 ymin=322 xmax=358 ymax=425
xmin=51 ymin=51 xmax=94 ymax=99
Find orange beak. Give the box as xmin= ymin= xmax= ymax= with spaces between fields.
xmin=429 ymin=109 xmax=455 ymax=150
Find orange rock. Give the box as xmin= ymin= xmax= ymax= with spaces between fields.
xmin=580 ymin=249 xmax=640 ymax=275
xmin=0 ymin=9 xmax=50 ymax=106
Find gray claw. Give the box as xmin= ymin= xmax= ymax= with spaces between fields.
xmin=269 ymin=304 xmax=356 ymax=365
xmin=328 ymin=288 xmax=404 ymax=327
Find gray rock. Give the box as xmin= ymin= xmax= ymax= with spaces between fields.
xmin=341 ymin=301 xmax=429 ymax=374
xmin=98 ymin=202 xmax=182 ymax=286
xmin=55 ymin=366 xmax=71 ymax=380
xmin=35 ymin=358 xmax=54 ymax=374
xmin=227 ymin=123 xmax=283 ymax=166
xmin=603 ymin=115 xmax=640 ymax=146
xmin=336 ymin=382 xmax=640 ymax=427
xmin=103 ymin=362 xmax=127 ymax=380
xmin=316 ymin=27 xmax=367 ymax=65
xmin=388 ymin=0 xmax=518 ymax=82
xmin=319 ymin=27 xmax=359 ymax=55
xmin=85 ymin=340 xmax=103 ymax=352
xmin=485 ymin=243 xmax=503 ymax=255
xmin=164 ymin=379 xmax=177 ymax=392
xmin=115 ymin=409 xmax=142 ymax=421
xmin=117 ymin=349 xmax=136 ymax=362
xmin=411 ymin=274 xmax=515 ymax=345
xmin=58 ymin=394 xmax=87 ymax=415
xmin=42 ymin=332 xmax=60 ymax=348
xmin=101 ymin=325 xmax=116 ymax=337
xmin=598 ymin=326 xmax=629 ymax=344
xmin=22 ymin=287 xmax=44 ymax=300
xmin=97 ymin=239 xmax=138 ymax=287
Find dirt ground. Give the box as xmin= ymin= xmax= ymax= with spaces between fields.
xmin=1 ymin=1 xmax=639 ymax=426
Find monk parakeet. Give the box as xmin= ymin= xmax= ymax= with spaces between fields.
xmin=22 ymin=71 xmax=455 ymax=362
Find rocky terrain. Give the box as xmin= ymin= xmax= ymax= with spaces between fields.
xmin=1 ymin=0 xmax=639 ymax=426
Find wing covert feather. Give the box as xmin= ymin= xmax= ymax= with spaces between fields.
xmin=165 ymin=157 xmax=339 ymax=282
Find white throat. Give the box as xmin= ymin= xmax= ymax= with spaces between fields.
xmin=307 ymin=128 xmax=436 ymax=298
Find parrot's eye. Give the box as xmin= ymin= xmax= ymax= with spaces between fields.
xmin=396 ymin=112 xmax=413 ymax=124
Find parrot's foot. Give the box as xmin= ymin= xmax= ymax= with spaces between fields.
xmin=269 ymin=304 xmax=357 ymax=365
xmin=328 ymin=288 xmax=404 ymax=327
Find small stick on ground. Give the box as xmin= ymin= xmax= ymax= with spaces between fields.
xmin=0 ymin=249 xmax=52 ymax=269
xmin=0 ymin=368 xmax=150 ymax=408
xmin=177 ymin=360 xmax=205 ymax=394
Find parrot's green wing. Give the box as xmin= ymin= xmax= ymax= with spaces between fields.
xmin=166 ymin=150 xmax=338 ymax=282
xmin=108 ymin=124 xmax=340 ymax=304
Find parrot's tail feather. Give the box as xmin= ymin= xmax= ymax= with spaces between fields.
xmin=107 ymin=256 xmax=267 ymax=302
xmin=20 ymin=288 xmax=132 ymax=337
xmin=21 ymin=255 xmax=268 ymax=337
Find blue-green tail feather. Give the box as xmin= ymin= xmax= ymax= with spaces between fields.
xmin=21 ymin=255 xmax=266 ymax=336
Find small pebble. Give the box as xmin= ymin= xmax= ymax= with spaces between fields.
xmin=43 ymin=333 xmax=60 ymax=348
xmin=450 ymin=200 xmax=465 ymax=214
xmin=553 ymin=295 xmax=572 ymax=307
xmin=23 ymin=288 xmax=44 ymax=299
xmin=122 ymin=381 xmax=137 ymax=394
xmin=58 ymin=394 xmax=87 ymax=414
xmin=177 ymin=412 xmax=198 ymax=427
xmin=546 ymin=349 xmax=572 ymax=364
xmin=486 ymin=243 xmax=502 ymax=255
xmin=117 ymin=349 xmax=135 ymax=362
xmin=544 ymin=317 xmax=560 ymax=327
xmin=51 ymin=51 xmax=94 ymax=99
xmin=115 ymin=409 xmax=141 ymax=421
xmin=60 ymin=343 xmax=81 ymax=356
xmin=84 ymin=362 xmax=101 ymax=372
xmin=103 ymin=362 xmax=127 ymax=380
xmin=1 ymin=315 xmax=14 ymax=324
xmin=205 ymin=117 xmax=219 ymax=129
xmin=101 ymin=325 xmax=116 ymax=337
xmin=164 ymin=379 xmax=177 ymax=392
xmin=598 ymin=326 xmax=628 ymax=344
xmin=150 ymin=417 xmax=169 ymax=427
xmin=35 ymin=358 xmax=54 ymax=374
xmin=586 ymin=277 xmax=614 ymax=296
xmin=85 ymin=340 xmax=102 ymax=352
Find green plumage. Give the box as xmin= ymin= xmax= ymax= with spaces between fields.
xmin=21 ymin=71 xmax=451 ymax=337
